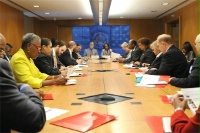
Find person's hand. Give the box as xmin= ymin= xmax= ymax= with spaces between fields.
xmin=171 ymin=94 xmax=188 ymax=111
xmin=60 ymin=69 xmax=68 ymax=75
xmin=76 ymin=59 xmax=82 ymax=64
xmin=59 ymin=66 xmax=66 ymax=71
xmin=55 ymin=75 xmax=68 ymax=85
xmin=34 ymin=89 xmax=45 ymax=99
xmin=134 ymin=61 xmax=140 ymax=65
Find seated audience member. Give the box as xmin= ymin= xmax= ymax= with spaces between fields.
xmin=51 ymin=40 xmax=67 ymax=70
xmin=182 ymin=41 xmax=195 ymax=62
xmin=145 ymin=34 xmax=187 ymax=78
xmin=169 ymin=34 xmax=199 ymax=87
xmin=10 ymin=33 xmax=67 ymax=89
xmin=170 ymin=94 xmax=199 ymax=133
xmin=84 ymin=41 xmax=98 ymax=57
xmin=34 ymin=38 xmax=66 ymax=75
xmin=101 ymin=43 xmax=112 ymax=56
xmin=144 ymin=40 xmax=163 ymax=69
xmin=118 ymin=39 xmax=142 ymax=63
xmin=72 ymin=44 xmax=82 ymax=59
xmin=0 ymin=33 xmax=46 ymax=132
xmin=60 ymin=41 xmax=82 ymax=66
xmin=120 ymin=42 xmax=130 ymax=59
xmin=134 ymin=37 xmax=155 ymax=67
xmin=4 ymin=43 xmax=13 ymax=62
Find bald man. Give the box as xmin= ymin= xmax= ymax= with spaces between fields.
xmin=59 ymin=41 xmax=82 ymax=66
xmin=0 ymin=33 xmax=6 ymax=58
xmin=146 ymin=34 xmax=187 ymax=78
xmin=169 ymin=34 xmax=199 ymax=87
xmin=0 ymin=33 xmax=46 ymax=132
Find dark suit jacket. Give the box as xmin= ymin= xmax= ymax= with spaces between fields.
xmin=171 ymin=107 xmax=199 ymax=133
xmin=146 ymin=45 xmax=188 ymax=78
xmin=139 ymin=47 xmax=156 ymax=67
xmin=59 ymin=49 xmax=78 ymax=66
xmin=34 ymin=52 xmax=61 ymax=75
xmin=0 ymin=58 xmax=46 ymax=132
xmin=169 ymin=57 xmax=199 ymax=88
xmin=123 ymin=46 xmax=143 ymax=63
xmin=148 ymin=54 xmax=163 ymax=69
xmin=72 ymin=52 xmax=79 ymax=59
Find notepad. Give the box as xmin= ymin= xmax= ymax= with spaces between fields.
xmin=162 ymin=117 xmax=172 ymax=133
xmin=50 ymin=111 xmax=116 ymax=132
xmin=44 ymin=107 xmax=69 ymax=120
xmin=66 ymin=79 xmax=77 ymax=85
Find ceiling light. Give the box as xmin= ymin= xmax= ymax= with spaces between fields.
xmin=45 ymin=12 xmax=50 ymax=15
xmin=162 ymin=3 xmax=169 ymax=6
xmin=120 ymin=16 xmax=124 ymax=18
xmin=78 ymin=17 xmax=82 ymax=19
xmin=33 ymin=5 xmax=39 ymax=8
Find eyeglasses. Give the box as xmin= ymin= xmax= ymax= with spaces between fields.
xmin=31 ymin=43 xmax=41 ymax=51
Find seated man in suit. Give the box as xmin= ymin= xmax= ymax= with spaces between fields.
xmin=51 ymin=40 xmax=66 ymax=70
xmin=0 ymin=33 xmax=46 ymax=132
xmin=170 ymin=94 xmax=199 ymax=133
xmin=84 ymin=41 xmax=98 ymax=57
xmin=169 ymin=34 xmax=199 ymax=88
xmin=118 ymin=39 xmax=142 ymax=63
xmin=72 ymin=44 xmax=82 ymax=59
xmin=134 ymin=37 xmax=155 ymax=67
xmin=60 ymin=41 xmax=82 ymax=66
xmin=34 ymin=38 xmax=67 ymax=75
xmin=145 ymin=34 xmax=187 ymax=78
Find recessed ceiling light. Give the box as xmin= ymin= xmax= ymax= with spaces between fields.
xmin=162 ymin=3 xmax=169 ymax=6
xmin=33 ymin=5 xmax=39 ymax=8
xmin=120 ymin=16 xmax=124 ymax=18
xmin=151 ymin=11 xmax=157 ymax=12
xmin=45 ymin=12 xmax=50 ymax=15
xmin=78 ymin=17 xmax=82 ymax=19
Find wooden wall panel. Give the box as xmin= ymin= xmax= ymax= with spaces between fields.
xmin=34 ymin=18 xmax=43 ymax=37
xmin=0 ymin=2 xmax=24 ymax=55
xmin=161 ymin=0 xmax=199 ymax=47
xmin=58 ymin=26 xmax=72 ymax=43
xmin=39 ymin=19 xmax=161 ymax=44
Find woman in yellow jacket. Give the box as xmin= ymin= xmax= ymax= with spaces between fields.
xmin=10 ymin=33 xmax=67 ymax=89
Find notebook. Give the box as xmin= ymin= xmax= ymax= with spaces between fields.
xmin=50 ymin=111 xmax=116 ymax=132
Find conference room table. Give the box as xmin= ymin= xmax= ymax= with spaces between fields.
xmin=16 ymin=59 xmax=194 ymax=133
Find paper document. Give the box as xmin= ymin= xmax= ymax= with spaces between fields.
xmin=66 ymin=79 xmax=77 ymax=85
xmin=181 ymin=87 xmax=199 ymax=114
xmin=66 ymin=67 xmax=75 ymax=78
xmin=162 ymin=117 xmax=172 ymax=133
xmin=44 ymin=107 xmax=69 ymax=120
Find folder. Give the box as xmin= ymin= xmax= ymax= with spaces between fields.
xmin=43 ymin=94 xmax=53 ymax=100
xmin=50 ymin=111 xmax=116 ymax=132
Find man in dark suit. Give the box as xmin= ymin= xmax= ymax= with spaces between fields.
xmin=118 ymin=39 xmax=142 ymax=63
xmin=59 ymin=41 xmax=82 ymax=66
xmin=146 ymin=34 xmax=187 ymax=78
xmin=72 ymin=44 xmax=82 ymax=59
xmin=0 ymin=33 xmax=46 ymax=132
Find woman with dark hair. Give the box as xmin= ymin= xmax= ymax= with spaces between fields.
xmin=134 ymin=37 xmax=155 ymax=67
xmin=10 ymin=33 xmax=68 ymax=89
xmin=101 ymin=43 xmax=112 ymax=56
xmin=182 ymin=41 xmax=195 ymax=62
xmin=34 ymin=38 xmax=66 ymax=75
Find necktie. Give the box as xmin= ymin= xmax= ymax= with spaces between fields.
xmin=90 ymin=49 xmax=92 ymax=57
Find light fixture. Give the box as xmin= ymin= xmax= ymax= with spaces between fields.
xmin=45 ymin=12 xmax=50 ymax=15
xmin=162 ymin=3 xmax=169 ymax=6
xmin=120 ymin=16 xmax=124 ymax=18
xmin=78 ymin=17 xmax=82 ymax=19
xmin=33 ymin=5 xmax=39 ymax=8
xmin=99 ymin=0 xmax=103 ymax=25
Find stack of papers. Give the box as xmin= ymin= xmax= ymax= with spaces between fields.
xmin=111 ymin=52 xmax=121 ymax=59
xmin=181 ymin=87 xmax=199 ymax=114
xmin=136 ymin=75 xmax=170 ymax=88
xmin=44 ymin=107 xmax=69 ymax=120
xmin=66 ymin=79 xmax=77 ymax=85
xmin=123 ymin=64 xmax=137 ymax=69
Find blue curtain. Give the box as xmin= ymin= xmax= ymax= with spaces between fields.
xmin=72 ymin=25 xmax=130 ymax=56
